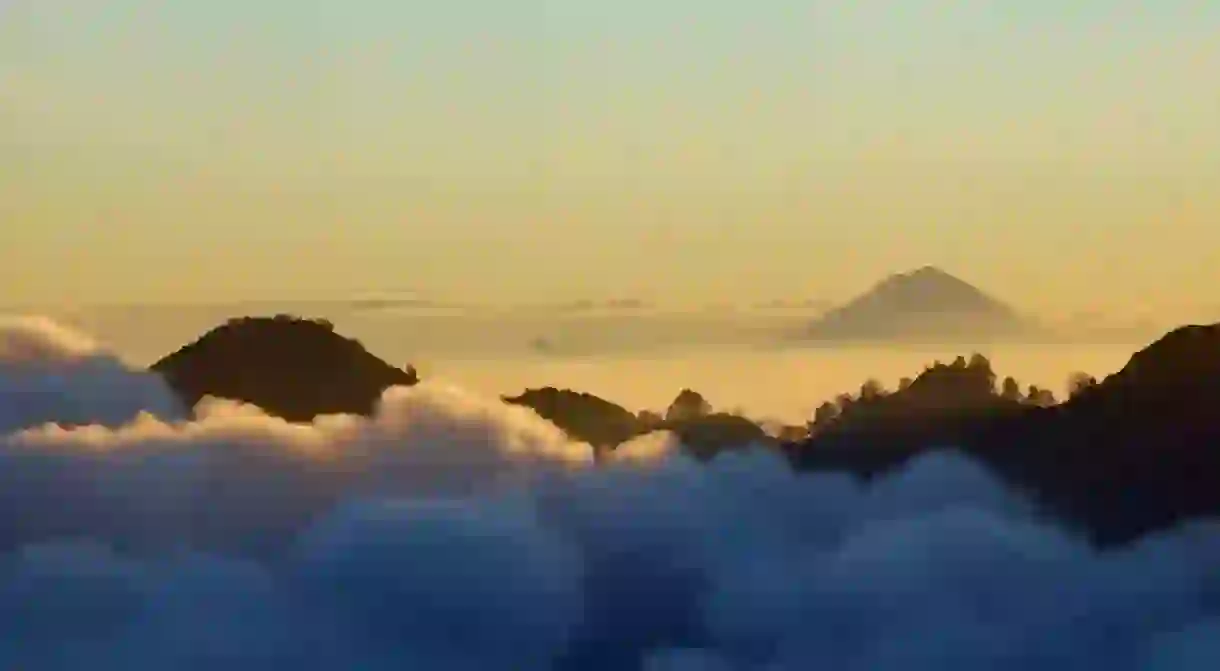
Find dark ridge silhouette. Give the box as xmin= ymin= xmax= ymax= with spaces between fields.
xmin=149 ymin=314 xmax=419 ymax=422
xmin=803 ymin=266 xmax=1038 ymax=342
xmin=506 ymin=325 xmax=1220 ymax=544
xmin=501 ymin=387 xmax=642 ymax=450
xmin=786 ymin=323 xmax=1220 ymax=546
xmin=147 ymin=315 xmax=1220 ymax=546
xmin=664 ymin=388 xmax=712 ymax=422
xmin=667 ymin=412 xmax=773 ymax=460
xmin=783 ymin=354 xmax=1026 ymax=473
xmin=503 ymin=387 xmax=773 ymax=459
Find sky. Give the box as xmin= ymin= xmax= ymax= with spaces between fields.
xmin=3 ymin=0 xmax=1218 ymax=318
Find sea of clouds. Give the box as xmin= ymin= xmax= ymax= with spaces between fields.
xmin=1 ymin=315 xmax=1219 ymax=670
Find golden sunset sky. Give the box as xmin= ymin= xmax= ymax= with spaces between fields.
xmin=3 ymin=1 xmax=1217 ymax=318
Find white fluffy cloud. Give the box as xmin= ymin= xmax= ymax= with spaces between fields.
xmin=0 ymin=316 xmax=186 ymax=433
xmin=0 ymin=317 xmax=1218 ymax=670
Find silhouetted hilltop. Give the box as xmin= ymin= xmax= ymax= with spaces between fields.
xmin=667 ymin=412 xmax=773 ymax=460
xmin=971 ymin=323 xmax=1220 ymax=544
xmin=804 ymin=266 xmax=1037 ymax=342
xmin=802 ymin=354 xmax=1023 ymax=444
xmin=150 ymin=315 xmax=419 ymax=421
xmin=502 ymin=387 xmax=641 ymax=449
xmin=1109 ymin=323 xmax=1220 ymax=389
xmin=787 ymin=322 xmax=1220 ymax=545
xmin=504 ymin=387 xmax=772 ymax=458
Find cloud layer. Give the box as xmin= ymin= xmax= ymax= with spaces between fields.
xmin=0 ymin=317 xmax=1218 ymax=670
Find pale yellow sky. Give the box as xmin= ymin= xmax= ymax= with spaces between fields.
xmin=2 ymin=1 xmax=1218 ymax=320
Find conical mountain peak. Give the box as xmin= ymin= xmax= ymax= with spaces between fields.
xmin=805 ymin=267 xmax=1034 ymax=342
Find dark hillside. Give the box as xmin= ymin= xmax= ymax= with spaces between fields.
xmin=787 ymin=323 xmax=1220 ymax=545
xmin=151 ymin=314 xmax=419 ymax=421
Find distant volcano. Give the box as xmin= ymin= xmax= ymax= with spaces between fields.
xmin=803 ymin=266 xmax=1037 ymax=343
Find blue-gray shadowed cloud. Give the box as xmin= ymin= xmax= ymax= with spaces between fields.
xmin=0 ymin=318 xmax=1219 ymax=668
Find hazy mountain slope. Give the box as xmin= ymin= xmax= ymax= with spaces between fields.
xmin=804 ymin=266 xmax=1038 ymax=342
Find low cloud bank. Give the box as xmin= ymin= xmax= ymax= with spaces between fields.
xmin=0 ymin=316 xmax=186 ymax=433
xmin=0 ymin=318 xmax=1217 ymax=669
